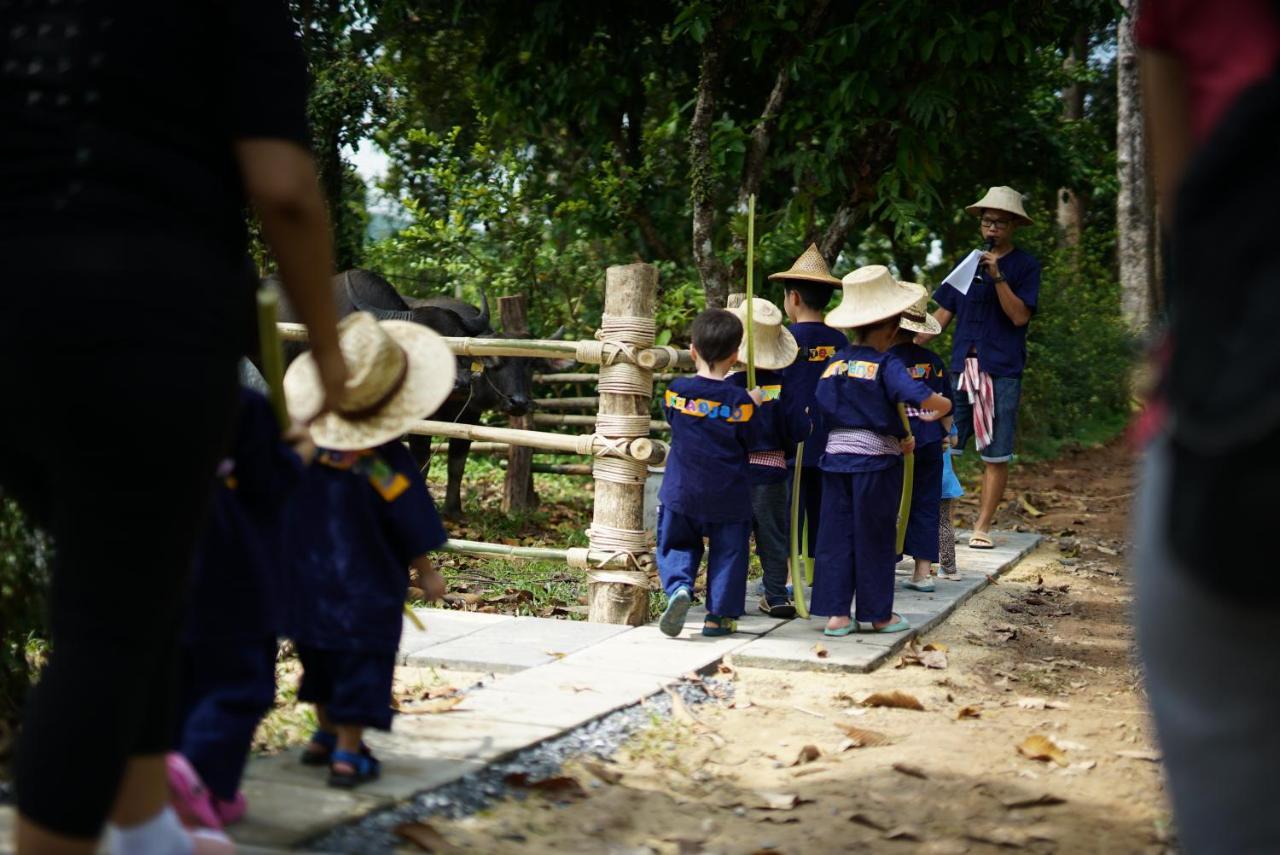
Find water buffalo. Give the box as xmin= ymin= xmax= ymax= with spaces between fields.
xmin=270 ymin=269 xmax=566 ymax=519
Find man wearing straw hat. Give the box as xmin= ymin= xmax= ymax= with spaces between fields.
xmin=919 ymin=186 xmax=1041 ymax=549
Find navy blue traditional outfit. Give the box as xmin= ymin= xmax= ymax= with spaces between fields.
xmin=176 ymin=389 xmax=302 ymax=802
xmin=782 ymin=323 xmax=849 ymax=560
xmin=887 ymin=342 xmax=952 ymax=565
xmin=725 ymin=368 xmax=810 ymax=604
xmin=810 ymin=348 xmax=936 ymax=622
xmin=287 ymin=441 xmax=446 ymax=730
xmin=657 ymin=376 xmax=756 ymax=618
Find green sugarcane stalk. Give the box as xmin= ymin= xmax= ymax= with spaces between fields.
xmin=895 ymin=404 xmax=915 ymax=555
xmin=789 ymin=441 xmax=810 ymax=618
xmin=256 ymin=289 xmax=290 ymax=430
xmin=745 ymin=193 xmax=756 ymax=390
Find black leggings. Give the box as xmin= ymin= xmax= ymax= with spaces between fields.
xmin=0 ymin=274 xmax=244 ymax=837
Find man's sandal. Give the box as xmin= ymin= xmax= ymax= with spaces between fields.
xmin=328 ymin=749 xmax=381 ymax=789
xmin=968 ymin=532 xmax=995 ymax=549
xmin=701 ymin=615 xmax=737 ymax=637
xmin=302 ymin=731 xmax=371 ymax=766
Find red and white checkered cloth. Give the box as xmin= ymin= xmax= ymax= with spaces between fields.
xmin=748 ymin=449 xmax=787 ymax=469
xmin=825 ymin=429 xmax=903 ymax=457
xmin=956 ymin=356 xmax=994 ymax=450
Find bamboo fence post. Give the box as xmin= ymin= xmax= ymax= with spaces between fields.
xmin=498 ymin=295 xmax=536 ymax=513
xmin=587 ymin=263 xmax=659 ymax=624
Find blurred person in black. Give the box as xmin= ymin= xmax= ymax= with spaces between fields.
xmin=0 ymin=1 xmax=346 ymax=852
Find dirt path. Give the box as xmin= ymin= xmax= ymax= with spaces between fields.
xmin=398 ymin=440 xmax=1170 ymax=854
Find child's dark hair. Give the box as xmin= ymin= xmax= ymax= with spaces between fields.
xmin=689 ymin=308 xmax=743 ymax=365
xmin=783 ymin=280 xmax=835 ymax=311
xmin=852 ymin=314 xmax=902 ymax=343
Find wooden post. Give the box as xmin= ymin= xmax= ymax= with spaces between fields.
xmin=498 ymin=295 xmax=536 ymax=513
xmin=588 ymin=263 xmax=658 ymax=625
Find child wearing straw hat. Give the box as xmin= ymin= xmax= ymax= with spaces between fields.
xmin=657 ymin=309 xmax=763 ymax=638
xmin=889 ymin=288 xmax=955 ymax=592
xmin=811 ymin=266 xmax=952 ymax=636
xmin=725 ymin=298 xmax=807 ymax=618
xmin=770 ymin=244 xmax=847 ymax=580
xmin=283 ymin=312 xmax=456 ymax=788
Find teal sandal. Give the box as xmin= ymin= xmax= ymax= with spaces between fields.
xmin=701 ymin=615 xmax=737 ymax=637
xmin=823 ymin=621 xmax=857 ymax=637
xmin=903 ymin=579 xmax=935 ymax=593
xmin=659 ymin=586 xmax=692 ymax=637
xmin=867 ymin=614 xmax=911 ymax=633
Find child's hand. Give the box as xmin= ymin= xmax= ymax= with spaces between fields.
xmin=748 ymin=387 xmax=764 ymax=405
xmin=283 ymin=420 xmax=317 ymax=463
xmin=900 ymin=436 xmax=917 ymax=455
xmin=420 ymin=568 xmax=447 ymax=602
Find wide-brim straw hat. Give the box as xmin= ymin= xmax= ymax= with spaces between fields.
xmin=285 ymin=312 xmax=457 ymax=450
xmin=965 ymin=185 xmax=1033 ymax=225
xmin=767 ymin=242 xmax=842 ymax=287
xmin=897 ymin=284 xmax=941 ymax=335
xmin=731 ymin=297 xmax=799 ymax=370
xmin=825 ymin=265 xmax=921 ymax=330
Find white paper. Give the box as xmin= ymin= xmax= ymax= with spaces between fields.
xmin=943 ymin=249 xmax=983 ymax=296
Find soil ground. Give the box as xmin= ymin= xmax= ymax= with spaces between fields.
xmin=392 ymin=439 xmax=1171 ymax=854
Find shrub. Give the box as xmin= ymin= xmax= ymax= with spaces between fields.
xmin=0 ymin=497 xmax=49 ymax=728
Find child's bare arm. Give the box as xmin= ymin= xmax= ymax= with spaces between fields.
xmin=409 ymin=555 xmax=446 ymax=602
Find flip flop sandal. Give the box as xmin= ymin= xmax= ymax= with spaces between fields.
xmin=867 ymin=616 xmax=911 ymax=633
xmin=328 ymin=749 xmax=381 ymax=789
xmin=701 ymin=615 xmax=738 ymax=637
xmin=757 ymin=596 xmax=797 ymax=619
xmin=659 ymin=586 xmax=693 ymax=637
xmin=823 ymin=622 xmax=857 ymax=637
xmin=968 ymin=532 xmax=995 ymax=549
xmin=903 ymin=579 xmax=936 ymax=593
xmin=166 ymin=752 xmax=222 ymax=830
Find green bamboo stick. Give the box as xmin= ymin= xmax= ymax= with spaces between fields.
xmin=789 ymin=441 xmax=810 ymax=618
xmin=256 ymin=289 xmax=290 ymax=430
xmin=895 ymin=404 xmax=915 ymax=555
xmin=745 ymin=193 xmax=757 ymax=390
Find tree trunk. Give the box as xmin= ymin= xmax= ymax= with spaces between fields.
xmin=499 ymin=295 xmax=536 ymax=513
xmin=1117 ymin=2 xmax=1157 ymax=332
xmin=1056 ymin=29 xmax=1088 ymax=248
xmin=587 ymin=263 xmax=658 ymax=625
xmin=688 ymin=8 xmax=735 ymax=307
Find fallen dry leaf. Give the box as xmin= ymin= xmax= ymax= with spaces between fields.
xmin=399 ymin=695 xmax=464 ymax=715
xmin=986 ymin=574 xmax=1001 ymax=585
xmin=717 ymin=662 xmax=736 ymax=678
xmin=757 ymin=814 xmax=801 ymax=824
xmin=680 ymin=671 xmax=704 ymax=684
xmin=502 ymin=773 xmax=588 ymax=800
xmin=957 ymin=706 xmax=982 ymax=720
xmin=667 ymin=689 xmax=698 ymax=726
xmin=884 ymin=825 xmax=924 ymax=842
xmin=1001 ymin=792 xmax=1067 ymax=810
xmin=1017 ymin=734 xmax=1068 ymax=767
xmin=813 ymin=643 xmax=830 ymax=659
xmin=862 ymin=691 xmax=925 ymax=711
xmin=923 ymin=642 xmax=949 ymax=653
xmin=753 ymin=791 xmax=810 ymax=811
xmin=394 ymin=820 xmax=460 ymax=853
xmin=966 ymin=826 xmax=1029 ymax=848
xmin=893 ymin=762 xmax=929 ymax=780
xmin=789 ymin=744 xmax=822 ymax=767
xmin=834 ymin=723 xmax=891 ymax=747
xmin=1115 ymin=749 xmax=1162 ymax=762
xmin=850 ymin=812 xmax=891 ymax=832
xmin=1016 ymin=697 xmax=1071 ymax=711
xmin=920 ymin=649 xmax=948 ymax=670
xmin=580 ymin=760 xmax=622 ymax=785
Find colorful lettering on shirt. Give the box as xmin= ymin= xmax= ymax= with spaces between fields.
xmin=759 ymin=384 xmax=782 ymax=402
xmin=317 ymin=449 xmax=411 ymax=502
xmin=806 ymin=345 xmax=838 ymax=362
xmin=821 ymin=360 xmax=879 ymax=380
xmin=908 ymin=363 xmax=935 ymax=380
xmin=664 ymin=389 xmax=754 ymax=422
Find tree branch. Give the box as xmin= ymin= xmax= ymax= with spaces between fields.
xmin=688 ymin=6 xmax=737 ymax=307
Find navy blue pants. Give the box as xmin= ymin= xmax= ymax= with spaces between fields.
xmin=810 ymin=465 xmax=902 ymax=623
xmin=656 ymin=506 xmax=751 ymax=618
xmin=901 ymin=441 xmax=943 ymax=564
xmin=750 ymin=481 xmax=791 ymax=603
xmin=297 ymin=646 xmax=396 ymax=731
xmin=177 ymin=638 xmax=277 ymax=801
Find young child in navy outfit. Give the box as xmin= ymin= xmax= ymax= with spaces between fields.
xmin=657 ymin=309 xmax=763 ymax=637
xmin=811 ymin=266 xmax=952 ymax=637
xmin=283 ymin=312 xmax=456 ymax=788
xmin=888 ymin=287 xmax=954 ymax=593
xmin=725 ymin=298 xmax=807 ymax=617
xmin=167 ymin=381 xmax=306 ymax=831
xmin=771 ymin=244 xmax=847 ymax=582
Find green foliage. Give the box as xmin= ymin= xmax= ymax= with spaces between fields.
xmin=0 ymin=499 xmax=49 ymax=725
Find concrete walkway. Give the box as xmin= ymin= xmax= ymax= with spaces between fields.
xmin=0 ymin=530 xmax=1038 ymax=852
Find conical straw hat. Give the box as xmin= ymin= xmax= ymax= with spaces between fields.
xmin=285 ymin=312 xmax=456 ymax=450
xmin=731 ymin=297 xmax=799 ymax=370
xmin=825 ymin=265 xmax=921 ymax=330
xmin=768 ymin=243 xmax=842 ymax=286
xmin=965 ymin=186 xmax=1033 ymax=225
xmin=897 ymin=284 xmax=941 ymax=335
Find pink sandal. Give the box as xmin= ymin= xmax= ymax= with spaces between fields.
xmin=165 ymin=753 xmax=222 ymax=830
xmin=215 ymin=791 xmax=248 ymax=826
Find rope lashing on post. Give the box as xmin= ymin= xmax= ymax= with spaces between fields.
xmin=591 ymin=455 xmax=647 ymax=485
xmin=583 ymin=522 xmax=654 ymax=584
xmin=594 ymin=413 xmax=652 ymax=437
xmin=596 ymin=362 xmax=653 ymax=396
xmin=596 ymin=315 xmax=657 ymax=347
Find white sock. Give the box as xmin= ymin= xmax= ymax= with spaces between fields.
xmin=106 ymin=806 xmax=194 ymax=855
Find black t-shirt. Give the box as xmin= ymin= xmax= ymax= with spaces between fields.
xmin=0 ymin=0 xmax=310 ymax=273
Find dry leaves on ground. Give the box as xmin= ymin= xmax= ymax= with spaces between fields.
xmin=789 ymin=744 xmax=822 ymax=766
xmin=862 ymin=691 xmax=925 ymax=711
xmin=753 ymin=791 xmax=811 ymax=811
xmin=1016 ymin=697 xmax=1071 ymax=711
xmin=834 ymin=722 xmax=892 ymax=747
xmin=812 ymin=643 xmax=830 ymax=659
xmin=892 ymin=762 xmax=929 ymax=780
xmin=957 ymin=705 xmax=982 ymax=719
xmin=1001 ymin=792 xmax=1067 ymax=810
xmin=502 ymin=772 xmax=589 ymax=801
xmin=579 ymin=760 xmax=623 ymax=785
xmin=1115 ymin=749 xmax=1162 ymax=762
xmin=394 ymin=820 xmax=460 ymax=853
xmin=1017 ymin=734 xmax=1068 ymax=767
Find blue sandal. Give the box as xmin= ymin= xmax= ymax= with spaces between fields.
xmin=328 ymin=749 xmax=381 ymax=789
xmin=701 ymin=615 xmax=737 ymax=637
xmin=301 ymin=731 xmax=337 ymax=766
xmin=659 ymin=587 xmax=692 ymax=637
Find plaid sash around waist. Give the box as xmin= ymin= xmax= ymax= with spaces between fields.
xmin=748 ymin=449 xmax=787 ymax=469
xmin=825 ymin=428 xmax=902 ymax=457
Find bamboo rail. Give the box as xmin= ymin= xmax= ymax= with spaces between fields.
xmin=406 ymin=419 xmax=668 ymax=466
xmin=531 ymin=412 xmax=669 ymax=433
xmin=534 ymin=397 xmax=600 ymax=411
xmin=440 ymin=538 xmax=643 ymax=570
xmin=534 ymin=372 xmax=679 ymax=384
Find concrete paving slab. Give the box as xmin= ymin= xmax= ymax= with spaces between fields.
xmin=557 ymin=624 xmax=754 ymax=678
xmin=247 ymin=748 xmax=483 ymax=804
xmin=365 ymin=712 xmax=560 ymax=764
xmin=397 ymin=609 xmax=515 ymax=664
xmin=403 ymin=615 xmax=632 ymax=672
xmin=684 ymin=605 xmax=788 ymax=635
xmin=231 ymin=779 xmax=386 ymax=849
xmin=460 ymin=664 xmax=668 ymax=728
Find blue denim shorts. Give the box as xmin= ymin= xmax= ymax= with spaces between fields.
xmin=952 ymin=375 xmax=1022 ymax=463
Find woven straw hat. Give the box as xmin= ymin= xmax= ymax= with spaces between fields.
xmin=768 ymin=243 xmax=842 ymax=286
xmin=825 ymin=265 xmax=921 ymax=330
xmin=284 ymin=312 xmax=457 ymax=450
xmin=731 ymin=297 xmax=799 ymax=370
xmin=897 ymin=284 xmax=941 ymax=335
xmin=966 ymin=186 xmax=1033 ymax=225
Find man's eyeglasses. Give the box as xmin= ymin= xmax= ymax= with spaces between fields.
xmin=981 ymin=218 xmax=1011 ymax=230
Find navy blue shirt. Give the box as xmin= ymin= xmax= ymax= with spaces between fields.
xmin=934 ymin=247 xmax=1040 ymax=378
xmin=659 ymin=375 xmax=755 ymax=522
xmin=183 ymin=389 xmax=302 ymax=643
xmin=782 ymin=322 xmax=849 ymax=467
xmin=815 ymin=346 xmax=936 ymax=473
xmin=888 ymin=342 xmax=951 ymax=448
xmin=287 ymin=441 xmax=447 ymax=655
xmin=725 ymin=368 xmax=812 ymax=484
